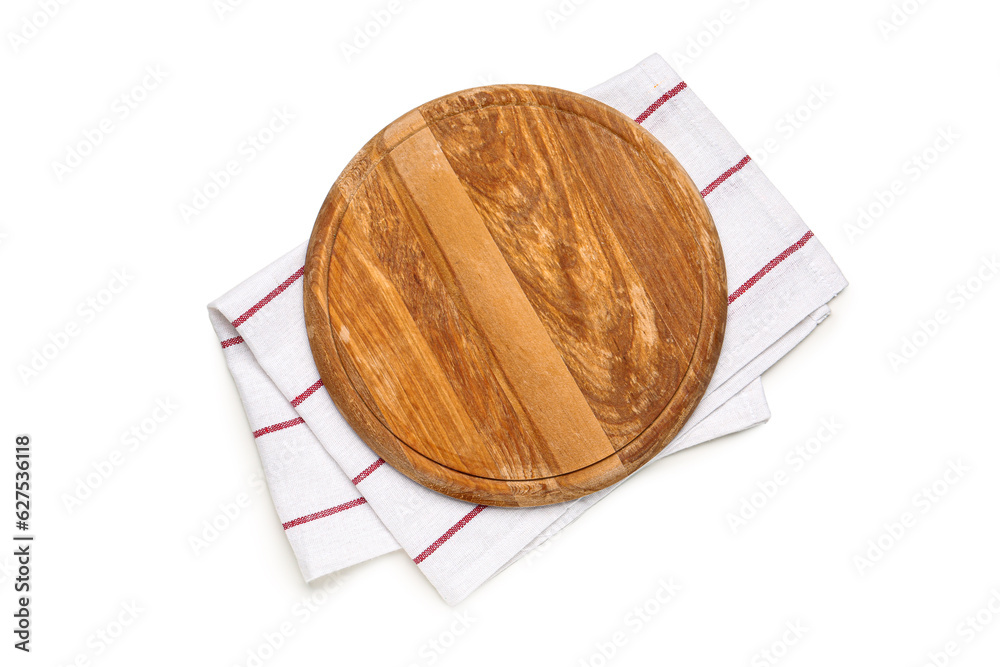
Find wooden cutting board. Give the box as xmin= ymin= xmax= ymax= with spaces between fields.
xmin=305 ymin=84 xmax=727 ymax=507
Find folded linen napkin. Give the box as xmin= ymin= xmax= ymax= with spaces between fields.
xmin=208 ymin=53 xmax=847 ymax=604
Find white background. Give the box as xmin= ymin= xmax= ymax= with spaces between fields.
xmin=2 ymin=0 xmax=999 ymax=665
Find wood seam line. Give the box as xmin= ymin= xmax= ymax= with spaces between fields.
xmin=371 ymin=159 xmax=560 ymax=480
xmin=391 ymin=106 xmax=580 ymax=479
xmin=463 ymin=104 xmax=687 ymax=453
xmin=329 ymin=221 xmax=508 ymax=478
xmin=324 ymin=111 xmax=504 ymax=477
xmin=377 ymin=110 xmax=548 ymax=479
xmin=347 ymin=167 xmax=540 ymax=480
xmin=388 ymin=122 xmax=618 ymax=472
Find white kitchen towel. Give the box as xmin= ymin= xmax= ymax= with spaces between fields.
xmin=208 ymin=53 xmax=847 ymax=604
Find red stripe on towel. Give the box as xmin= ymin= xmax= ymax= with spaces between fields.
xmin=635 ymin=82 xmax=688 ymax=124
xmin=282 ymin=498 xmax=368 ymax=530
xmin=701 ymin=155 xmax=752 ymax=198
xmin=729 ymin=232 xmax=815 ymax=304
xmin=232 ymin=266 xmax=305 ymax=327
xmin=291 ymin=379 xmax=324 ymax=407
xmin=252 ymin=417 xmax=305 ymax=438
xmin=413 ymin=505 xmax=487 ymax=565
xmin=220 ymin=335 xmax=244 ymax=348
xmin=352 ymin=459 xmax=386 ymax=485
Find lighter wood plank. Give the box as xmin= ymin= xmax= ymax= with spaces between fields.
xmin=387 ymin=124 xmax=620 ymax=475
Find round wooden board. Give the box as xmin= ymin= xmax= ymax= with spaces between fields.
xmin=305 ymin=85 xmax=727 ymax=507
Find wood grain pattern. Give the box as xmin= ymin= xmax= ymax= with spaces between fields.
xmin=305 ymin=85 xmax=727 ymax=507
